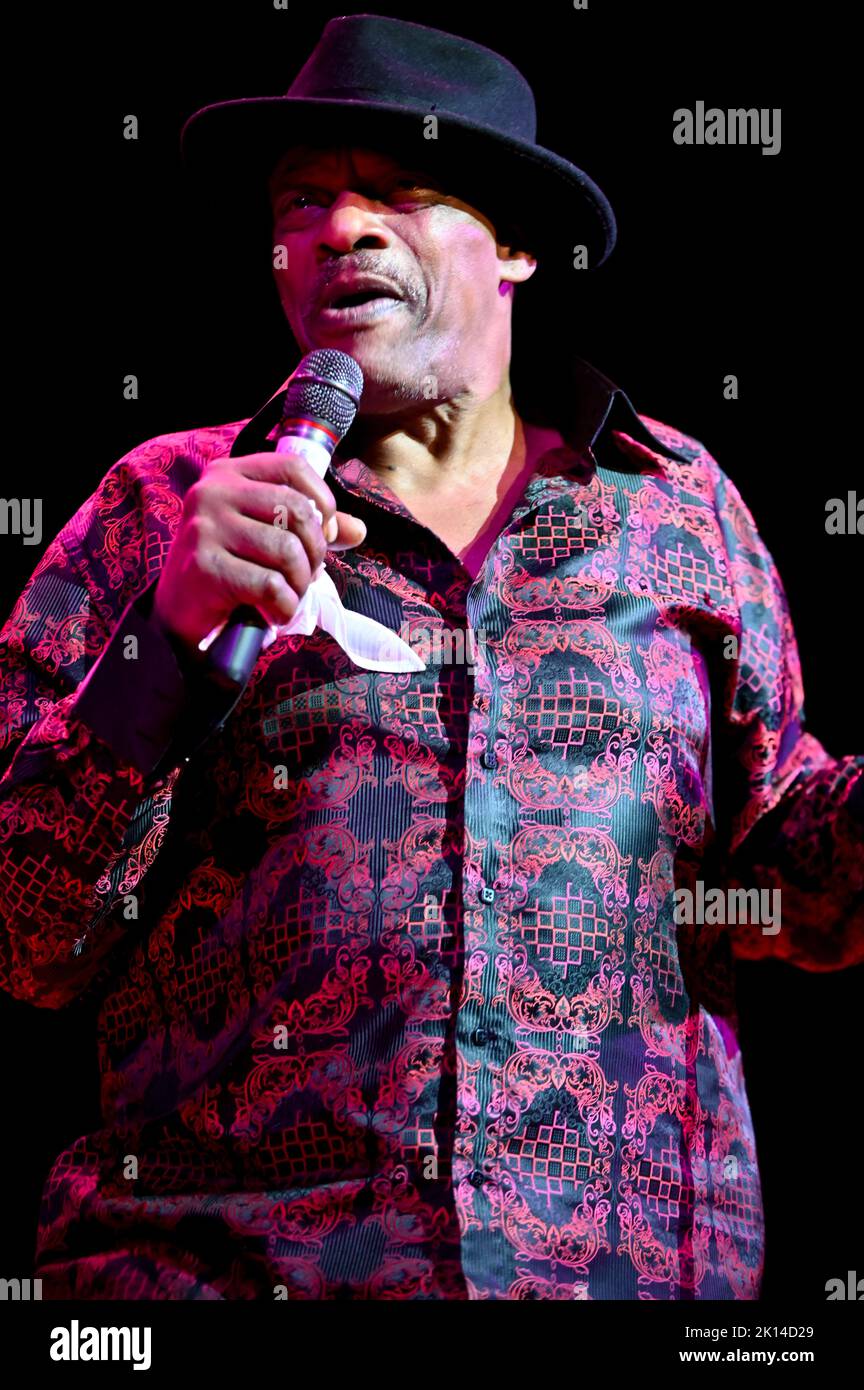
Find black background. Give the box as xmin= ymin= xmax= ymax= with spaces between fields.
xmin=1 ymin=1 xmax=859 ymax=1303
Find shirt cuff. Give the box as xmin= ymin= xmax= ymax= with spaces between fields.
xmin=73 ymin=580 xmax=208 ymax=778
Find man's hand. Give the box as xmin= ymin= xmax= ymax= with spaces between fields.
xmin=152 ymin=451 xmax=367 ymax=653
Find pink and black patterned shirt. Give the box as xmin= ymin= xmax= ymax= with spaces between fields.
xmin=1 ymin=356 xmax=861 ymax=1300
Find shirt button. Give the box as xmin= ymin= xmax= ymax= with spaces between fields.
xmin=470 ymin=1027 xmax=495 ymax=1046
xmin=469 ymin=1169 xmax=486 ymax=1189
xmin=480 ymin=886 xmax=495 ymax=904
xmin=481 ymin=749 xmax=497 ymax=769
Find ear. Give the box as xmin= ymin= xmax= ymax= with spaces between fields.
xmin=498 ymin=243 xmax=537 ymax=287
xmin=495 ymin=214 xmax=536 ymax=265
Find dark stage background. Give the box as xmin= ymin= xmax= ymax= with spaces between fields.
xmin=2 ymin=1 xmax=859 ymax=1303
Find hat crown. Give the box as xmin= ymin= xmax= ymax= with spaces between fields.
xmin=180 ymin=13 xmax=616 ymax=269
xmin=286 ymin=14 xmax=538 ymax=143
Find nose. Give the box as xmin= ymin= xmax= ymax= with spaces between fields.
xmin=315 ymin=190 xmax=393 ymax=258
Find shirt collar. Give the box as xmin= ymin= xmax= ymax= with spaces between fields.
xmin=229 ymin=353 xmax=691 ymax=474
xmin=546 ymin=356 xmax=691 ymax=468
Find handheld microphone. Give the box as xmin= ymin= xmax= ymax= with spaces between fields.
xmin=205 ymin=349 xmax=364 ymax=691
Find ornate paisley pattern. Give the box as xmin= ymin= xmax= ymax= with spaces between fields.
xmin=1 ymin=358 xmax=861 ymax=1300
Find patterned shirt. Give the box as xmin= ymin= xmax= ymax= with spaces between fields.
xmin=1 ymin=355 xmax=861 ymax=1301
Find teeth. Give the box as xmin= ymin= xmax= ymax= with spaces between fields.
xmin=330 ymin=289 xmax=396 ymax=309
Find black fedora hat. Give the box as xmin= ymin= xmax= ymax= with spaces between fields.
xmin=180 ymin=13 xmax=617 ymax=274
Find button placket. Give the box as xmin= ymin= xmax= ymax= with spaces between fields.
xmin=461 ymin=590 xmax=502 ymax=1219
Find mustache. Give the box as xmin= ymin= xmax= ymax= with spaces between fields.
xmin=307 ymin=260 xmax=421 ymax=313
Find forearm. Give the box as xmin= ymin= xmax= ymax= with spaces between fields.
xmin=725 ymin=742 xmax=864 ymax=970
xmin=0 ymin=582 xmax=216 ymax=1005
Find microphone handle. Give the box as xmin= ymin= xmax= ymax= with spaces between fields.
xmin=204 ymin=605 xmax=269 ymax=691
xmin=204 ymin=433 xmax=335 ymax=692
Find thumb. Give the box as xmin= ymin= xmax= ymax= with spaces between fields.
xmin=328 ymin=510 xmax=368 ymax=550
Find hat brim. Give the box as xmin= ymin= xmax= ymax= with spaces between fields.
xmin=180 ymin=96 xmax=616 ymax=271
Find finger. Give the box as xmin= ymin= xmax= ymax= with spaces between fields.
xmin=230 ymin=452 xmax=337 ymax=526
xmin=222 ymin=514 xmax=315 ymax=597
xmin=328 ymin=511 xmax=369 ymax=551
xmin=227 ymin=484 xmax=329 ymax=567
xmin=202 ymin=548 xmax=300 ymax=628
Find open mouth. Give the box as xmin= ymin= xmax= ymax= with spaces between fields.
xmin=316 ymin=289 xmax=407 ymax=326
xmin=329 ymin=290 xmax=400 ymax=309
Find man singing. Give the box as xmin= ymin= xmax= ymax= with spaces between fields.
xmin=0 ymin=15 xmax=861 ymax=1300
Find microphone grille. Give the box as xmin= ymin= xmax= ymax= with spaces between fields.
xmin=282 ymin=349 xmax=364 ymax=440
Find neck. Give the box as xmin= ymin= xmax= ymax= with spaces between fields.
xmin=347 ymin=374 xmax=528 ymax=496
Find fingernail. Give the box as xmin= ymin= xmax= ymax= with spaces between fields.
xmin=325 ymin=516 xmax=338 ymax=542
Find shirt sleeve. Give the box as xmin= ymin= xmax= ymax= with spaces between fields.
xmin=0 ymin=435 xmax=237 ymax=1008
xmin=710 ymin=463 xmax=864 ymax=971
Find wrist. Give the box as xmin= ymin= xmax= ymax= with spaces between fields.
xmin=148 ymin=585 xmax=205 ymax=676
